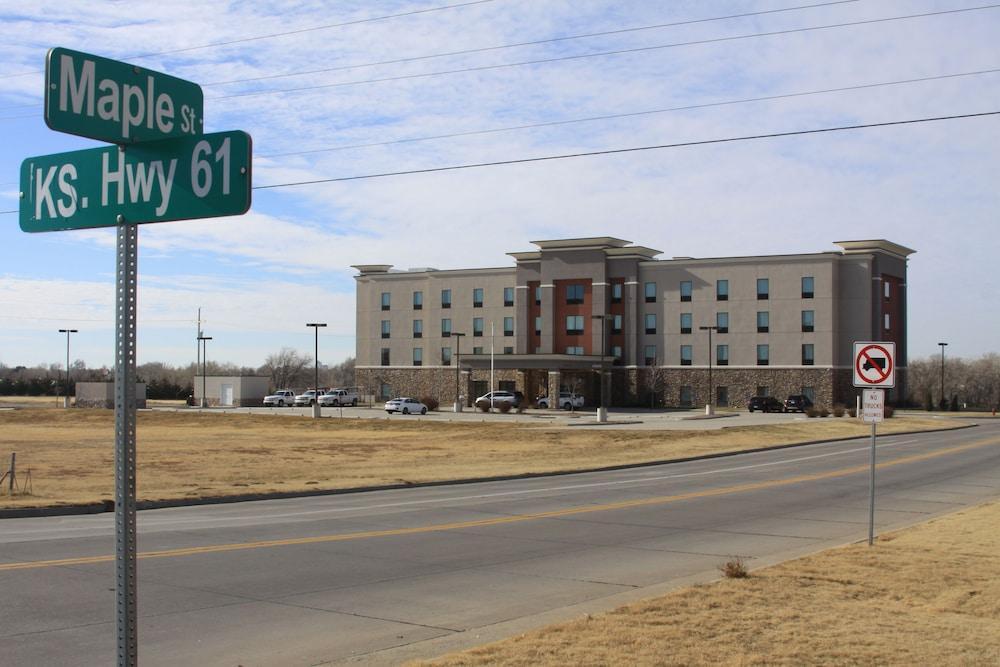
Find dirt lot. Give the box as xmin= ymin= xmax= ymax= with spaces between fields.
xmin=0 ymin=408 xmax=958 ymax=509
xmin=419 ymin=499 xmax=1000 ymax=666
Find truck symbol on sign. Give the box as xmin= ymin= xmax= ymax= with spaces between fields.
xmin=862 ymin=356 xmax=886 ymax=372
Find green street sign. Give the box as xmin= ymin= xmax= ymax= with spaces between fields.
xmin=20 ymin=130 xmax=252 ymax=232
xmin=45 ymin=47 xmax=204 ymax=144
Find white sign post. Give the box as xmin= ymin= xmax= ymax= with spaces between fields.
xmin=861 ymin=388 xmax=884 ymax=546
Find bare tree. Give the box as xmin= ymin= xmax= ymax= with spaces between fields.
xmin=259 ymin=348 xmax=312 ymax=390
xmin=324 ymin=357 xmax=355 ymax=388
xmin=647 ymin=359 xmax=667 ymax=408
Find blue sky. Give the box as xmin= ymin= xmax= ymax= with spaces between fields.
xmin=1 ymin=0 xmax=998 ymax=369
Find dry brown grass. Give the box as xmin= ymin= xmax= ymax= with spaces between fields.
xmin=0 ymin=409 xmax=957 ymax=509
xmin=418 ymin=500 xmax=1000 ymax=666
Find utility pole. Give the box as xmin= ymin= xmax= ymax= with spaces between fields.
xmin=592 ymin=314 xmax=612 ymax=422
xmin=307 ymin=323 xmax=327 ymax=418
xmin=198 ymin=335 xmax=212 ymax=408
xmin=699 ymin=325 xmax=718 ymax=415
xmin=452 ymin=332 xmax=465 ymax=412
xmin=58 ymin=328 xmax=78 ymax=408
xmin=938 ymin=342 xmax=948 ymax=409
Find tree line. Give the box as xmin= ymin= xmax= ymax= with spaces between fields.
xmin=0 ymin=350 xmax=355 ymax=400
xmin=905 ymin=353 xmax=1000 ymax=410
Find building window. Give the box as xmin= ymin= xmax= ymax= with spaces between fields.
xmin=534 ymin=285 xmax=541 ymax=305
xmin=680 ymin=312 xmax=692 ymax=334
xmin=757 ymin=311 xmax=769 ymax=333
xmin=645 ymin=313 xmax=657 ymax=335
xmin=644 ymin=345 xmax=657 ymax=366
xmin=884 ymin=313 xmax=890 ymax=330
xmin=757 ymin=386 xmax=769 ymax=397
xmin=757 ymin=344 xmax=769 ymax=366
xmin=680 ymin=344 xmax=692 ymax=366
xmin=504 ymin=317 xmax=514 ymax=336
xmin=717 ymin=279 xmax=729 ymax=301
xmin=611 ymin=314 xmax=623 ymax=334
xmin=566 ymin=346 xmax=584 ymax=355
xmin=380 ymin=348 xmax=390 ymax=366
xmin=566 ymin=284 xmax=584 ymax=305
xmin=717 ymin=311 xmax=729 ymax=334
xmin=802 ymin=386 xmax=816 ymax=402
xmin=802 ymin=276 xmax=814 ymax=299
xmin=381 ymin=292 xmax=391 ymax=311
xmin=679 ymin=386 xmax=693 ymax=407
xmin=472 ymin=287 xmax=484 ymax=308
xmin=801 ymin=310 xmax=814 ymax=332
xmin=717 ymin=344 xmax=729 ymax=366
xmin=381 ymin=320 xmax=391 ymax=339
xmin=441 ymin=289 xmax=451 ymax=309
xmin=566 ymin=315 xmax=584 ymax=335
xmin=680 ymin=280 xmax=692 ymax=302
xmin=472 ymin=346 xmax=483 ymax=355
xmin=504 ymin=287 xmax=514 ymax=307
xmin=757 ymin=278 xmax=769 ymax=300
xmin=379 ymin=382 xmax=391 ymax=400
xmin=716 ymin=386 xmax=729 ymax=407
xmin=644 ymin=282 xmax=656 ymax=303
xmin=441 ymin=347 xmax=452 ymax=366
xmin=802 ymin=343 xmax=815 ymax=366
xmin=534 ymin=316 xmax=542 ymax=336
xmin=503 ymin=346 xmax=513 ymax=354
xmin=611 ymin=282 xmax=622 ymax=304
xmin=412 ymin=347 xmax=422 ymax=366
xmin=413 ymin=319 xmax=423 ymax=338
xmin=412 ymin=291 xmax=423 ymax=310
xmin=441 ymin=318 xmax=451 ymax=337
xmin=884 ymin=281 xmax=891 ymax=299
xmin=473 ymin=317 xmax=484 ymax=337
xmin=611 ymin=345 xmax=622 ymax=360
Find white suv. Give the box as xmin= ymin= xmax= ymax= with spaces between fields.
xmin=537 ymin=392 xmax=584 ymax=410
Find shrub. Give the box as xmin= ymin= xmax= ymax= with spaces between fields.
xmin=420 ymin=396 xmax=439 ymax=412
xmin=805 ymin=407 xmax=820 ymax=418
xmin=832 ymin=404 xmax=846 ymax=417
xmin=848 ymin=407 xmax=857 ymax=418
xmin=720 ymin=556 xmax=749 ymax=579
xmin=498 ymin=401 xmax=512 ymax=413
xmin=884 ymin=404 xmax=894 ymax=418
xmin=819 ymin=408 xmax=830 ymax=418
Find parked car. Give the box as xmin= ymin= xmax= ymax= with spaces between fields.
xmin=748 ymin=396 xmax=784 ymax=413
xmin=384 ymin=397 xmax=428 ymax=415
xmin=536 ymin=392 xmax=585 ymax=410
xmin=784 ymin=394 xmax=815 ymax=413
xmin=294 ymin=389 xmax=325 ymax=407
xmin=474 ymin=390 xmax=523 ymax=407
xmin=319 ymin=388 xmax=359 ymax=407
xmin=263 ymin=389 xmax=295 ymax=407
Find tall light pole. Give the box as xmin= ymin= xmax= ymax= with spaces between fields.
xmin=938 ymin=342 xmax=948 ymax=410
xmin=452 ymin=332 xmax=465 ymax=412
xmin=58 ymin=328 xmax=78 ymax=408
xmin=197 ymin=335 xmax=212 ymax=408
xmin=307 ymin=323 xmax=327 ymax=418
xmin=592 ymin=314 xmax=612 ymax=423
xmin=699 ymin=325 xmax=718 ymax=415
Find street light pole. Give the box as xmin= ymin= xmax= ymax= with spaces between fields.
xmin=699 ymin=325 xmax=718 ymax=415
xmin=452 ymin=332 xmax=465 ymax=412
xmin=58 ymin=328 xmax=78 ymax=408
xmin=307 ymin=323 xmax=327 ymax=418
xmin=938 ymin=342 xmax=948 ymax=410
xmin=197 ymin=335 xmax=212 ymax=408
xmin=592 ymin=314 xmax=612 ymax=423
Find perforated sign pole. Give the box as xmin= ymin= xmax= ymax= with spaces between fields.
xmin=114 ymin=222 xmax=138 ymax=666
xmin=868 ymin=413 xmax=876 ymax=546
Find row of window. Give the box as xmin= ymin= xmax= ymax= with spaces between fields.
xmin=382 ymin=276 xmax=817 ymax=312
xmin=638 ymin=310 xmax=816 ymax=335
xmin=641 ymin=344 xmax=816 ymax=366
xmin=382 ymin=346 xmax=514 ymax=366
xmin=381 ymin=317 xmax=515 ymax=339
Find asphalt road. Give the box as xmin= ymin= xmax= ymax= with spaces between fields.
xmin=2 ymin=422 xmax=999 ymax=665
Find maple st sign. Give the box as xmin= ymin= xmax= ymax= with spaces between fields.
xmin=45 ymin=47 xmax=203 ymax=144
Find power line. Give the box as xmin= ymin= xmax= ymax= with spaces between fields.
xmin=203 ymin=1 xmax=859 ymax=87
xmin=250 ymin=111 xmax=1000 ymax=190
xmin=0 ymin=1 xmax=858 ymax=115
xmin=212 ymin=5 xmax=1000 ymax=102
xmin=0 ymin=0 xmax=499 ymax=80
xmin=259 ymin=68 xmax=1000 ymax=158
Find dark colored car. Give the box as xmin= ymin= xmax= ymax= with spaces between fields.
xmin=784 ymin=395 xmax=814 ymax=412
xmin=748 ymin=396 xmax=784 ymax=413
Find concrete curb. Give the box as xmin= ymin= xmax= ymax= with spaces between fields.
xmin=0 ymin=422 xmax=977 ymax=519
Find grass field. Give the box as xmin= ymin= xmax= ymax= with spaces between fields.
xmin=418 ymin=499 xmax=1000 ymax=666
xmin=0 ymin=408 xmax=960 ymax=509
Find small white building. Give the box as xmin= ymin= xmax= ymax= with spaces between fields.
xmin=193 ymin=376 xmax=271 ymax=407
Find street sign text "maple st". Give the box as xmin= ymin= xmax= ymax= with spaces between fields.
xmin=45 ymin=47 xmax=203 ymax=144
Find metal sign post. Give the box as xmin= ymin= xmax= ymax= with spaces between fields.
xmin=114 ymin=221 xmax=138 ymax=665
xmin=861 ymin=388 xmax=885 ymax=546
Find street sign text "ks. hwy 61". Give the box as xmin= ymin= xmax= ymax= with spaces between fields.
xmin=20 ymin=130 xmax=252 ymax=232
xmin=46 ymin=47 xmax=203 ymax=144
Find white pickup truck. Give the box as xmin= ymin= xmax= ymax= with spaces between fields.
xmin=263 ymin=389 xmax=295 ymax=407
xmin=319 ymin=388 xmax=359 ymax=407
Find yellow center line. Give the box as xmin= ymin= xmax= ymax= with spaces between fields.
xmin=2 ymin=436 xmax=997 ymax=572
